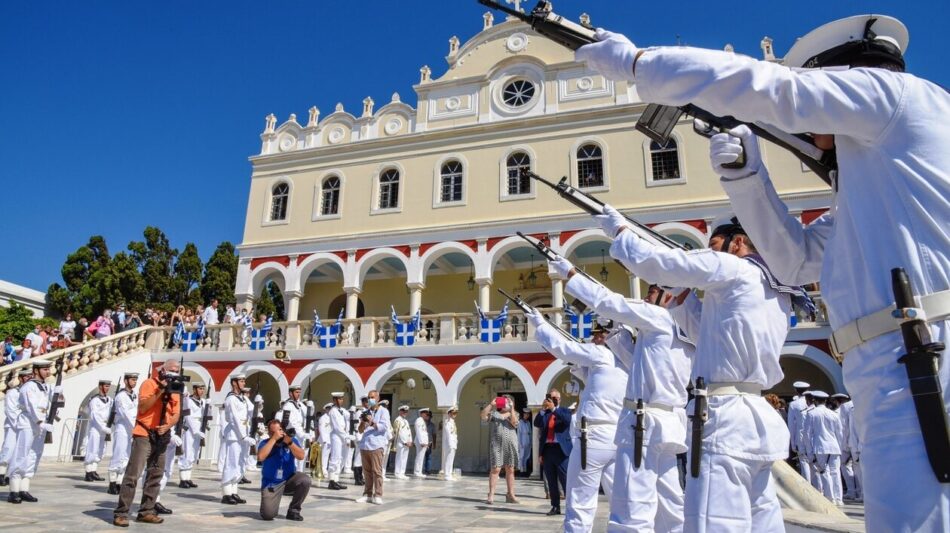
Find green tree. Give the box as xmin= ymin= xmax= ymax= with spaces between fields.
xmin=47 ymin=236 xmax=115 ymax=318
xmin=200 ymin=242 xmax=238 ymax=307
xmin=128 ymin=227 xmax=178 ymax=307
xmin=173 ymin=243 xmax=203 ymax=307
xmin=253 ymin=281 xmax=284 ymax=320
xmin=112 ymin=252 xmax=146 ymax=310
xmin=0 ymin=301 xmax=56 ymax=340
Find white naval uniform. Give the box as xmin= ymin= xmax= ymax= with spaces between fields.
xmin=108 ymin=388 xmax=137 ymax=481
xmin=837 ymin=401 xmax=857 ymax=499
xmin=280 ymin=399 xmax=307 ymax=470
xmin=847 ymin=405 xmax=863 ymax=500
xmin=534 ymin=319 xmax=627 ymax=533
xmin=318 ymin=412 xmax=332 ymax=476
xmin=393 ymin=415 xmax=412 ymax=477
xmin=412 ymin=415 xmax=428 ymax=477
xmin=807 ymin=405 xmax=844 ymax=504
xmin=786 ymin=396 xmax=810 ymax=483
xmin=221 ymin=392 xmax=254 ymax=496
xmin=351 ymin=411 xmax=364 ymax=470
xmin=631 ymin=44 xmax=950 ymax=531
xmin=609 ymin=229 xmax=790 ymax=533
xmin=441 ymin=417 xmax=458 ymax=479
xmin=566 ymin=274 xmax=693 ymax=533
xmin=179 ymin=395 xmax=205 ymax=481
xmin=83 ymin=394 xmax=112 ymax=472
xmin=798 ymin=406 xmax=822 ymax=492
xmin=240 ymin=396 xmax=256 ymax=474
xmin=517 ymin=419 xmax=532 ymax=472
xmin=0 ymin=386 xmax=22 ymax=476
xmin=327 ymin=406 xmax=349 ymax=482
xmin=157 ymin=427 xmax=180 ymax=500
xmin=9 ymin=379 xmax=51 ymax=492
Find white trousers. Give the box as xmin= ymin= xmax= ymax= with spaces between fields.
xmin=1 ymin=426 xmax=18 ymax=467
xmin=684 ymin=452 xmax=783 ymax=533
xmin=158 ymin=442 xmax=177 ymax=496
xmin=179 ymin=430 xmax=201 ymax=471
xmin=566 ymin=444 xmax=616 ymax=533
xmin=608 ymin=443 xmax=683 ymax=533
xmin=109 ymin=423 xmax=133 ymax=473
xmin=797 ymin=453 xmax=811 ymax=483
xmin=852 ymin=454 xmax=863 ymax=498
xmin=84 ymin=427 xmax=107 ymax=465
xmin=327 ymin=436 xmax=345 ymax=481
xmin=815 ymin=454 xmax=841 ymax=503
xmin=220 ymin=440 xmax=244 ymax=486
xmin=840 ymin=452 xmax=856 ymax=498
xmin=10 ymin=425 xmax=44 ymax=479
xmin=809 ymin=459 xmax=822 ymax=493
xmin=394 ymin=445 xmax=410 ymax=476
xmin=320 ymin=441 xmax=331 ymax=475
xmin=442 ymin=447 xmax=457 ymax=478
xmin=413 ymin=445 xmax=426 ymax=476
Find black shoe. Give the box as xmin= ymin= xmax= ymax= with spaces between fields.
xmin=19 ymin=492 xmax=37 ymax=503
xmin=0 ymin=475 xmax=7 ymax=486
xmin=187 ymin=480 xmax=198 ymax=488
xmin=233 ymin=493 xmax=247 ymax=504
xmin=221 ymin=495 xmax=238 ymax=505
xmin=286 ymin=510 xmax=303 ymax=521
xmin=93 ymin=472 xmax=104 ymax=481
xmin=85 ymin=472 xmax=95 ymax=482
xmin=328 ymin=481 xmax=341 ymax=490
xmin=154 ymin=502 xmax=173 ymax=515
xmin=7 ymin=491 xmax=21 ymax=504
xmin=178 ymin=481 xmax=190 ymax=489
xmin=238 ymin=477 xmax=251 ymax=484
xmin=354 ymin=480 xmax=364 ymax=486
xmin=546 ymin=507 xmax=561 ymax=516
xmin=108 ymin=482 xmax=120 ymax=495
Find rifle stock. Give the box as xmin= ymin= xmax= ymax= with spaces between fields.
xmin=477 ymin=1 xmax=596 ymax=51
xmin=44 ymin=358 xmax=66 ymax=444
xmin=105 ymin=373 xmax=120 ymax=442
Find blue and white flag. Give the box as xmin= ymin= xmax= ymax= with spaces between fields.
xmin=565 ymin=306 xmax=594 ymax=340
xmin=242 ymin=313 xmax=253 ymax=332
xmin=311 ymin=310 xmax=322 ymax=337
xmin=195 ymin=317 xmax=206 ymax=339
xmin=249 ymin=328 xmax=267 ymax=350
xmin=479 ymin=300 xmax=509 ymax=344
xmin=261 ymin=315 xmax=273 ymax=334
xmin=181 ymin=331 xmax=199 ymax=352
xmin=314 ymin=309 xmax=344 ymax=348
xmin=391 ymin=305 xmax=416 ymax=346
xmin=173 ymin=321 xmax=185 ymax=345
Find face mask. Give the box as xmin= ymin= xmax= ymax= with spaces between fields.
xmin=368 ymin=399 xmax=377 ymax=407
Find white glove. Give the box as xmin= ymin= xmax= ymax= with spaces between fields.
xmin=305 ymin=400 xmax=314 ymax=408
xmin=254 ymin=394 xmax=264 ymax=405
xmin=103 ymin=427 xmax=113 ymax=435
xmin=593 ymin=204 xmax=628 ymax=238
xmin=53 ymin=386 xmax=63 ymax=394
xmin=708 ymin=124 xmax=762 ymax=181
xmin=244 ymin=436 xmax=257 ymax=446
xmin=548 ymin=257 xmax=574 ymax=280
xmin=171 ymin=435 xmax=183 ymax=447
xmin=525 ymin=309 xmax=546 ymax=330
xmin=195 ymin=431 xmax=205 ymax=439
xmin=41 ymin=422 xmax=54 ymax=433
xmin=574 ymin=29 xmax=639 ymax=82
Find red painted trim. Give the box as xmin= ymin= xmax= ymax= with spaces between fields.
xmin=356 ymin=246 xmax=411 ymax=263
xmin=486 ymin=237 xmax=506 ymax=251
xmin=332 ymin=251 xmax=348 ymax=263
xmin=558 ymin=230 xmax=579 ymax=244
xmin=801 ymin=209 xmax=828 ymax=226
xmin=418 ymin=355 xmax=475 ymax=384
xmin=506 ymin=352 xmax=558 ymax=382
xmin=460 ymin=240 xmax=478 ymax=253
xmin=296 ymin=253 xmax=311 ymax=266
xmin=250 ymin=256 xmax=290 ymax=270
xmin=200 ymin=361 xmax=247 ymax=390
xmin=798 ymin=338 xmax=832 ymax=355
xmin=681 ymin=219 xmax=708 ymax=234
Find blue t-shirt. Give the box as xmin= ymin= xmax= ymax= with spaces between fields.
xmin=258 ymin=436 xmax=300 ymax=489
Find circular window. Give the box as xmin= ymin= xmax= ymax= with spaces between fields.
xmin=502 ymin=79 xmax=536 ymax=108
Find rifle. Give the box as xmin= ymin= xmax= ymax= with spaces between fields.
xmin=477 ymin=1 xmax=595 ymax=51
xmin=105 ymin=373 xmax=120 ymax=442
xmin=689 ymin=377 xmax=708 ymax=478
xmin=174 ymin=356 xmax=189 ymax=456
xmin=43 ymin=358 xmax=66 ymax=444
xmin=524 ymin=171 xmax=687 ymax=251
xmin=248 ymin=375 xmax=263 ymax=456
xmin=516 ymin=231 xmax=611 ymax=285
xmin=303 ymin=379 xmax=315 ymax=451
xmin=198 ymin=400 xmax=212 ymax=454
xmin=497 ymin=288 xmax=578 ymax=348
xmin=580 ymin=416 xmax=588 ymax=470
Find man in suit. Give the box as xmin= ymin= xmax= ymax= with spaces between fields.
xmin=534 ymin=388 xmax=572 ymax=516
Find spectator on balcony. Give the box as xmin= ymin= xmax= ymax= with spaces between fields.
xmin=14 ymin=339 xmax=33 ymax=361
xmin=126 ymin=311 xmax=142 ymax=330
xmin=95 ymin=309 xmax=115 ymax=339
xmin=113 ymin=305 xmax=127 ymax=334
xmin=2 ymin=337 xmax=15 ymax=364
xmin=59 ymin=313 xmax=76 ymax=340
xmin=74 ymin=317 xmax=89 ymax=342
xmin=50 ymin=330 xmax=70 ymax=351
xmin=224 ymin=305 xmax=236 ymax=324
xmin=24 ymin=325 xmax=43 ymax=356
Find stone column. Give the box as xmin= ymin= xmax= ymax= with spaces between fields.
xmin=344 ymin=288 xmax=361 ymax=319
xmin=235 ymin=293 xmax=253 ymax=312
xmin=550 ymin=275 xmax=565 ymax=325
xmin=284 ymin=290 xmax=302 ymax=322
xmin=476 ymin=277 xmax=492 ymax=313
xmin=529 ymin=405 xmax=542 ymax=479
xmin=628 ymin=272 xmax=641 ymax=300
xmin=407 ymin=282 xmax=424 ymax=316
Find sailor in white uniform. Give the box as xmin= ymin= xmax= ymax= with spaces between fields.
xmin=7 ymin=360 xmax=56 ymax=504
xmin=108 ymin=372 xmax=139 ymax=495
xmin=832 ymin=394 xmax=856 ymax=500
xmin=576 ymin=15 xmax=950 ymax=531
xmin=220 ymin=375 xmax=255 ymax=505
xmin=847 ymin=402 xmax=864 ymax=503
xmin=392 ymin=405 xmax=412 ymax=479
xmin=591 ymin=210 xmax=797 ymax=532
xmin=178 ymin=383 xmax=207 ymax=489
xmin=83 ymin=379 xmax=113 ymax=482
xmin=318 ymin=403 xmax=333 ymax=478
xmin=554 ymin=257 xmax=694 ymax=533
xmin=280 ymin=386 xmax=307 ymax=471
xmin=528 ymin=309 xmax=627 ymax=533
xmin=413 ymin=408 xmax=431 ymax=478
xmin=806 ymin=391 xmax=844 ymax=504
xmin=797 ymin=393 xmax=822 ymax=492
xmin=327 ymin=392 xmax=351 ymax=490
xmin=441 ymin=406 xmax=459 ymax=481
xmin=786 ymin=381 xmax=811 ymax=483
xmin=0 ymin=370 xmax=32 ymax=488
xmin=239 ymin=386 xmax=260 ymax=480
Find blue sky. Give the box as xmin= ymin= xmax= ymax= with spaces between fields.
xmin=2 ymin=1 xmax=946 ymax=292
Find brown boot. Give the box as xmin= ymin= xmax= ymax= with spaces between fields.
xmin=113 ymin=516 xmax=129 ymax=528
xmin=135 ymin=514 xmax=164 ymax=524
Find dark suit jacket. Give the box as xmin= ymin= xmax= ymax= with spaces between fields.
xmin=534 ymin=407 xmax=572 ymax=457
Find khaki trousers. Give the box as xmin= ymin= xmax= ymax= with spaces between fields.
xmin=115 ymin=436 xmax=165 ymax=518
xmin=360 ymin=448 xmax=385 ymax=497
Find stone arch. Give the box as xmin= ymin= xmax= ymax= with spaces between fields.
xmin=249 ymin=263 xmax=290 ymax=299
xmin=536 ymin=359 xmax=571 ymax=397
xmin=485 ymin=235 xmax=538 ymax=279
xmin=288 ymin=359 xmax=366 ymax=398
xmin=222 ymin=360 xmax=289 ymax=401
xmin=366 ymin=358 xmax=451 ymax=407
xmin=445 ymin=355 xmax=542 ymax=405
xmin=559 ymin=229 xmax=612 ymax=259
xmin=652 ymin=222 xmax=708 ymax=250
xmin=297 ymin=253 xmax=347 ymax=287
xmin=781 ymin=343 xmax=845 ymax=393
xmin=420 ymin=241 xmax=478 ymax=283
xmin=356 ymin=247 xmax=410 ymax=288
xmin=181 ymin=362 xmax=216 ymax=395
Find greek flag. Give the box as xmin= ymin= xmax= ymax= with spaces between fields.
xmin=391 ymin=305 xmax=416 ymax=346
xmin=314 ymin=309 xmax=344 ymax=348
xmin=181 ymin=331 xmax=198 ymax=352
xmin=311 ymin=310 xmax=322 ymax=337
xmin=261 ymin=315 xmax=273 ymax=334
xmin=565 ymin=306 xmax=594 ymax=340
xmin=242 ymin=313 xmax=253 ymax=331
xmin=478 ymin=300 xmax=509 ymax=344
xmin=249 ymin=328 xmax=267 ymax=350
xmin=195 ymin=317 xmax=206 ymax=339
xmin=173 ymin=321 xmax=185 ymax=345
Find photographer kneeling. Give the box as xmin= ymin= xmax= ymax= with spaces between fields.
xmin=258 ymin=419 xmax=310 ymax=521
xmin=113 ymin=359 xmax=182 ymax=527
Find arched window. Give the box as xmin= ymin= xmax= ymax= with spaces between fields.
xmin=440 ymin=160 xmax=463 ymax=203
xmin=378 ymin=168 xmax=400 ymax=210
xmin=270 ymin=183 xmax=289 ymax=221
xmin=506 ymin=152 xmax=531 ymax=195
xmin=320 ymin=176 xmax=341 ymax=216
xmin=650 ymin=140 xmax=681 ymax=181
xmin=577 ymin=144 xmax=604 ymax=188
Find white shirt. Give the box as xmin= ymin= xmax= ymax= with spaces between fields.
xmin=787 ymin=396 xmax=808 ymax=453
xmin=838 ymin=401 xmax=854 ymax=454
xmin=443 ymin=417 xmax=458 ymax=450
xmin=88 ymin=394 xmax=112 ymax=431
xmin=318 ymin=412 xmax=332 ymax=444
xmin=114 ymin=388 xmax=137 ymax=429
xmin=610 ymin=230 xmax=791 ymax=460
xmin=394 ymin=415 xmax=412 ymax=446
xmin=4 ymin=386 xmax=22 ymax=430
xmin=359 ymin=406 xmax=391 ymax=451
xmin=413 ymin=416 xmax=429 ymax=446
xmin=16 ymin=379 xmax=49 ymax=430
xmin=59 ymin=320 xmax=76 ymax=337
xmin=223 ymin=392 xmax=250 ymax=441
xmin=202 ymin=306 xmax=219 ymax=325
xmin=281 ymin=399 xmax=306 ymax=436
xmin=184 ymin=396 xmax=204 ymax=434
xmin=806 ymin=404 xmax=843 ymax=455
xmin=329 ymin=406 xmax=349 ymax=440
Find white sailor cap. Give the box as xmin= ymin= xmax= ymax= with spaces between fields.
xmin=398 ymin=405 xmax=410 ymax=412
xmin=447 ymin=405 xmax=459 ymax=413
xmin=241 ymin=386 xmax=252 ymax=392
xmin=349 ymin=406 xmax=358 ymax=412
xmin=323 ymin=402 xmax=333 ymax=409
xmin=831 ymin=393 xmax=849 ymax=400
xmin=17 ymin=368 xmax=33 ymax=377
xmin=331 ymin=392 xmax=345 ymax=398
xmin=521 ymin=407 xmax=532 ymax=414
xmin=784 ymin=15 xmax=909 ymax=69
xmin=568 ymin=402 xmax=577 ymax=410
xmin=230 ymin=373 xmax=247 ymax=381
xmin=380 ymin=399 xmax=389 ymax=406
xmin=288 ymin=385 xmax=302 ymax=392
xmin=192 ymin=382 xmax=206 ymax=389
xmin=98 ymin=379 xmax=112 ymax=385
xmin=792 ymin=381 xmax=811 ymax=389
xmin=419 ymin=407 xmax=431 ymax=414
xmin=811 ymin=390 xmax=829 ymax=399
xmin=123 ymin=371 xmax=139 ymax=378
xmin=32 ymin=360 xmax=53 ymax=368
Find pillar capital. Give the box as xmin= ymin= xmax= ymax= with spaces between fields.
xmin=283 ymin=290 xmax=303 ymax=299
xmin=406 ymin=281 xmax=425 ymax=291
xmin=475 ymin=277 xmax=492 ymax=286
xmin=343 ymin=286 xmax=362 ymax=295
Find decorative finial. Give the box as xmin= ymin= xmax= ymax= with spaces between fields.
xmin=308 ymin=106 xmax=320 ymax=127
xmin=724 ymin=43 xmax=734 ymax=53
xmin=264 ymin=113 xmax=276 ymax=134
xmin=288 ymin=113 xmax=297 ymax=123
xmin=335 ymin=102 xmax=344 ymax=113
xmin=483 ymin=11 xmax=494 ymax=30
xmin=391 ymin=92 xmax=401 ymax=103
xmin=579 ymin=13 xmax=590 ymax=26
xmin=448 ymin=36 xmax=460 ymax=57
xmin=760 ymin=36 xmax=775 ymax=61
xmin=362 ymin=97 xmax=375 ymax=117
xmin=420 ymin=65 xmax=431 ymax=83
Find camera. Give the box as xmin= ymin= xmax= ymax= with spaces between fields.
xmin=280 ymin=409 xmax=297 ymax=438
xmin=162 ymin=371 xmax=190 ymax=394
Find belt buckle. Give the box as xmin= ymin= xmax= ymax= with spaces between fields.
xmin=829 ymin=334 xmax=845 ymax=363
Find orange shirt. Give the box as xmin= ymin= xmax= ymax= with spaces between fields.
xmin=132 ymin=378 xmax=181 ymax=437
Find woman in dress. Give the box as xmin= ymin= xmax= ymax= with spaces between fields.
xmin=480 ymin=394 xmax=520 ymax=504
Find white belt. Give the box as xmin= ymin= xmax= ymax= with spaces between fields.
xmin=580 ymin=418 xmax=616 ymax=426
xmin=623 ymin=398 xmax=675 ymax=412
xmin=830 ymin=289 xmax=950 ymax=359
xmin=706 ymin=382 xmax=763 ymax=396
